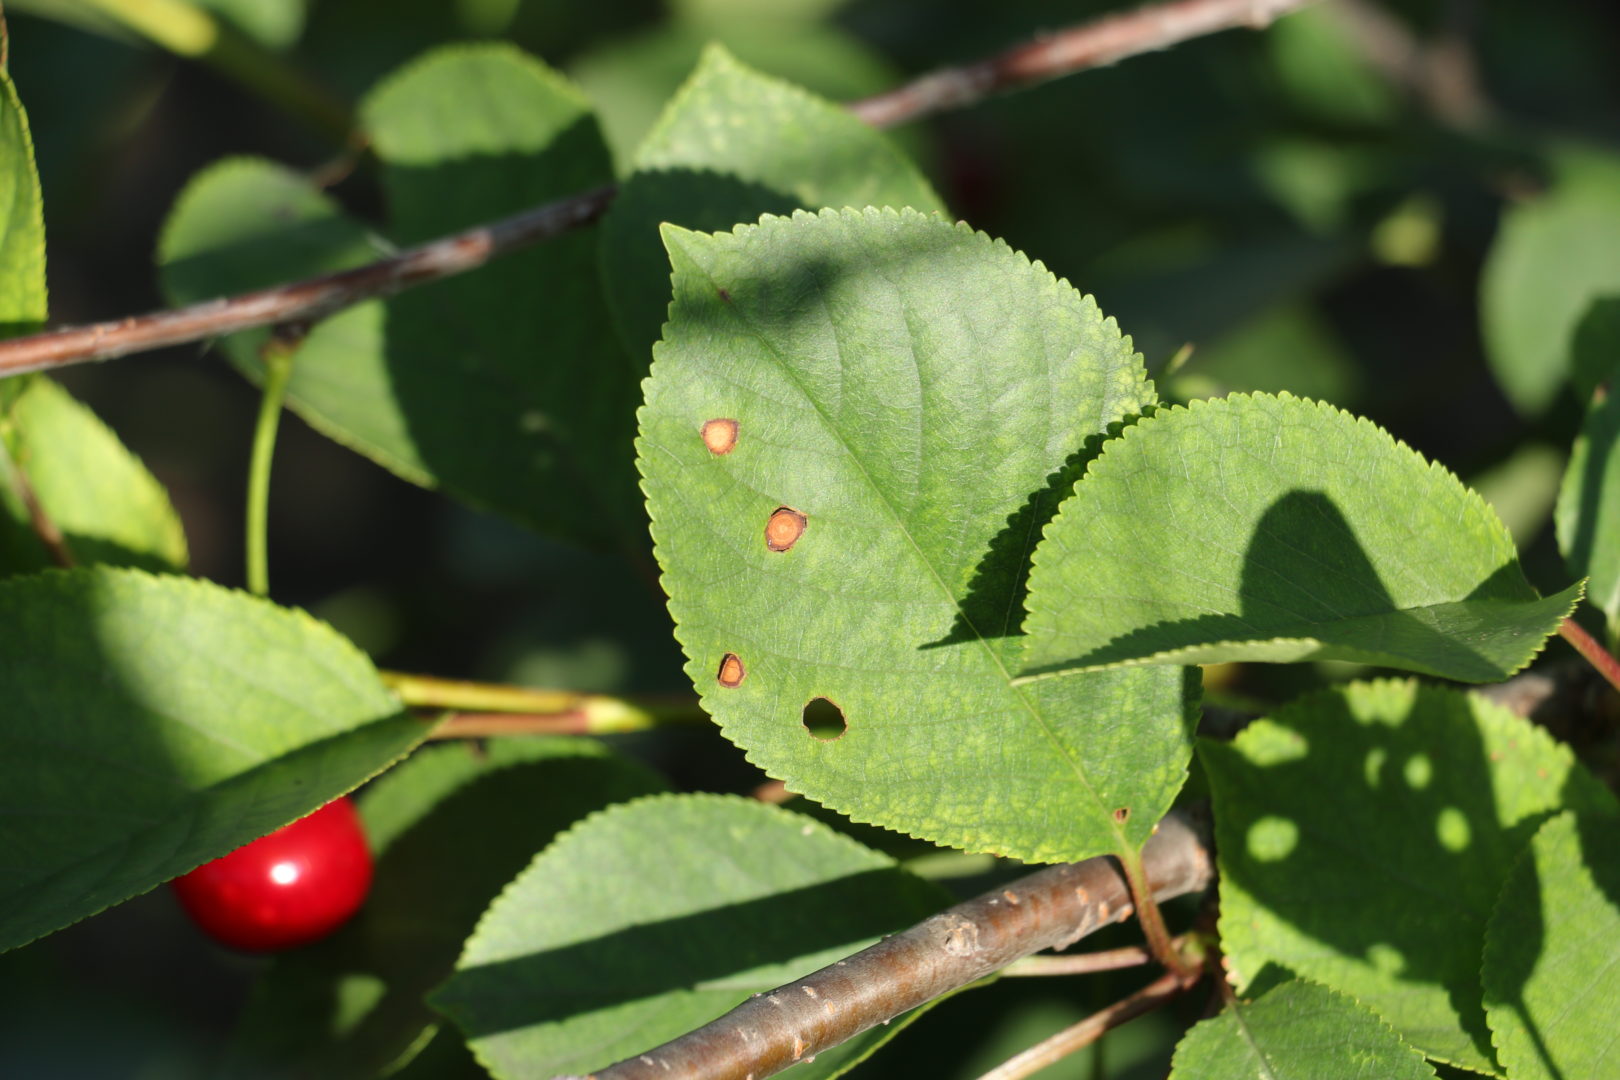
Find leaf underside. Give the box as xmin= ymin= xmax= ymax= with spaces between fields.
xmin=1020 ymin=393 xmax=1578 ymax=684
xmin=638 ymin=207 xmax=1196 ymax=864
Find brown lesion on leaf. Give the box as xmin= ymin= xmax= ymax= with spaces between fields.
xmin=803 ymin=696 xmax=846 ymax=740
xmin=1113 ymin=807 xmax=1131 ymax=824
xmin=717 ymin=287 xmax=732 ymax=303
xmin=765 ymin=506 xmax=807 ymax=551
xmin=701 ymin=418 xmax=739 ymax=455
xmin=717 ymin=652 xmax=746 ymax=688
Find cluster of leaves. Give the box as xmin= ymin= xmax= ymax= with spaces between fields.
xmin=3 ymin=2 xmax=1620 ymax=1079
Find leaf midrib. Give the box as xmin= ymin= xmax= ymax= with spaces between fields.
xmin=690 ymin=243 xmax=1116 ymax=835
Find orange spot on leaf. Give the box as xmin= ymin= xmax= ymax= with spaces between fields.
xmin=701 ymin=418 xmax=738 ymax=455
xmin=766 ymin=507 xmax=807 ymax=551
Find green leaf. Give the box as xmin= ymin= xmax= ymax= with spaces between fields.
xmin=191 ymin=0 xmax=306 ymax=50
xmin=1169 ymin=979 xmax=1436 ymax=1080
xmin=432 ymin=793 xmax=950 ymax=1080
xmin=159 ymin=45 xmax=644 ymax=549
xmin=223 ymin=737 xmax=667 ymax=1079
xmin=1202 ymin=680 xmax=1618 ymax=1072
xmin=0 ymin=567 xmax=431 ymax=953
xmin=1569 ymin=297 xmax=1620 ymax=403
xmin=1557 ymin=391 xmax=1620 ymax=645
xmin=0 ymin=67 xmax=45 ymax=334
xmin=599 ymin=45 xmax=943 ymax=360
xmin=570 ymin=20 xmax=901 ymax=171
xmin=0 ymin=377 xmax=188 ymax=576
xmin=639 ymin=207 xmax=1195 ymax=864
xmin=1483 ymin=811 xmax=1620 ymax=1080
xmin=1020 ymin=393 xmax=1579 ymax=684
xmin=1482 ymin=147 xmax=1620 ymax=416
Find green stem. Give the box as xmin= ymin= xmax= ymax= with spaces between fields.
xmin=245 ymin=338 xmax=295 ymax=597
xmin=71 ymin=0 xmax=353 ymax=143
xmin=1116 ymin=843 xmax=1195 ymax=979
xmin=382 ymin=670 xmax=709 ymax=735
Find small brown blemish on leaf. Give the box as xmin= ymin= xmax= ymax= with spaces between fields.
xmin=702 ymin=418 xmax=738 ymax=455
xmin=718 ymin=287 xmax=732 ymax=302
xmin=718 ymin=652 xmax=746 ymax=688
xmin=1113 ymin=807 xmax=1131 ymax=824
xmin=766 ymin=506 xmax=807 ymax=551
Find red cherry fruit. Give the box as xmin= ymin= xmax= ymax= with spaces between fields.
xmin=170 ymin=796 xmax=372 ymax=952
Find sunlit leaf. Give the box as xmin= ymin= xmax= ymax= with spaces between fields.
xmin=639 ymin=207 xmax=1194 ymax=864
xmin=433 ymin=794 xmax=949 ymax=1080
xmin=1021 ymin=393 xmax=1579 ymax=683
xmin=1203 ymin=680 xmax=1617 ymax=1072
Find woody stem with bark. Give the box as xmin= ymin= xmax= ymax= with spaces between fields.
xmin=564 ymin=813 xmax=1213 ymax=1080
xmin=0 ymin=0 xmax=1313 ymax=381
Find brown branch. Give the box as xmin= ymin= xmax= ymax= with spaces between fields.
xmin=559 ymin=813 xmax=1213 ymax=1080
xmin=1003 ymin=941 xmax=1163 ymax=977
xmin=971 ymin=967 xmax=1202 ymax=1080
xmin=0 ymin=0 xmax=1313 ymax=381
xmin=0 ymin=185 xmax=617 ymax=379
xmin=1558 ymin=617 xmax=1620 ymax=698
xmin=848 ymin=0 xmax=1314 ymax=128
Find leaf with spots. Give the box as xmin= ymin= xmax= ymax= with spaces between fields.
xmin=431 ymin=794 xmax=950 ymax=1080
xmin=0 ymin=377 xmax=188 ymax=577
xmin=1020 ymin=393 xmax=1579 ymax=684
xmin=1202 ymin=680 xmax=1618 ymax=1073
xmin=0 ymin=567 xmax=433 ymax=953
xmin=158 ymin=44 xmax=643 ymax=550
xmin=1483 ymin=811 xmax=1620 ymax=1080
xmin=638 ymin=207 xmax=1196 ymax=865
xmin=1169 ymin=979 xmax=1436 ymax=1080
xmin=599 ymin=44 xmax=943 ymax=361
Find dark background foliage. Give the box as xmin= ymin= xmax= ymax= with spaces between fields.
xmin=4 ymin=0 xmax=1617 ymax=1075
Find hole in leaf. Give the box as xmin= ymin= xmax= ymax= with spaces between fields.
xmin=802 ymin=697 xmax=846 ymax=741
xmin=1113 ymin=807 xmax=1131 ymax=824
xmin=717 ymin=653 xmax=746 ymax=688
xmin=765 ymin=507 xmax=807 ymax=551
xmin=702 ymin=418 xmax=738 ymax=455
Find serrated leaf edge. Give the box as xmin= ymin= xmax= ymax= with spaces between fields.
xmin=1022 ymin=391 xmax=1576 ymax=682
xmin=636 ymin=207 xmax=1166 ymax=863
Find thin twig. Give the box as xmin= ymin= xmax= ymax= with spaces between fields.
xmin=848 ymin=0 xmax=1313 ymax=128
xmin=971 ymin=967 xmax=1202 ymax=1080
xmin=1003 ymin=942 xmax=1159 ymax=977
xmin=561 ymin=813 xmax=1213 ymax=1080
xmin=0 ymin=0 xmax=1312 ymax=381
xmin=1558 ymin=617 xmax=1620 ymax=697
